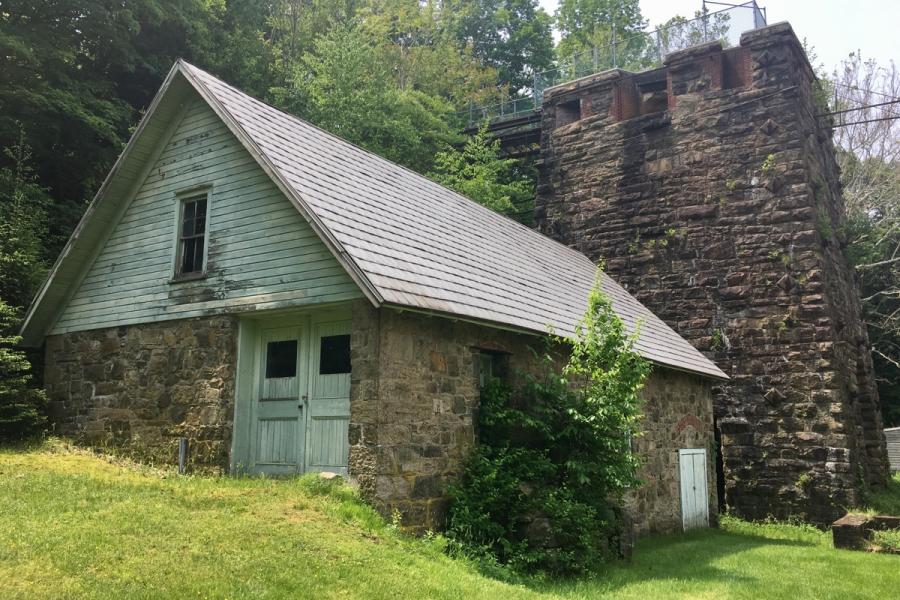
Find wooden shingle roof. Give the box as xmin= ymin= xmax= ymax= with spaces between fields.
xmin=23 ymin=60 xmax=726 ymax=380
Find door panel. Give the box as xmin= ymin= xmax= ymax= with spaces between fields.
xmin=256 ymin=418 xmax=298 ymax=464
xmin=250 ymin=327 xmax=305 ymax=475
xmin=679 ymin=448 xmax=710 ymax=530
xmin=306 ymin=320 xmax=351 ymax=474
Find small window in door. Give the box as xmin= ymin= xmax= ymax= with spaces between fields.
xmin=319 ymin=334 xmax=351 ymax=375
xmin=266 ymin=340 xmax=298 ymax=378
xmin=175 ymin=194 xmax=208 ymax=277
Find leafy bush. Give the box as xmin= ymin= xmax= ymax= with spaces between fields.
xmin=0 ymin=299 xmax=46 ymax=442
xmin=446 ymin=279 xmax=650 ymax=575
xmin=872 ymin=528 xmax=900 ymax=551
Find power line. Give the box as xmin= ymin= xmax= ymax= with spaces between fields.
xmin=830 ymin=115 xmax=900 ymax=128
xmin=831 ymin=81 xmax=899 ymax=101
xmin=818 ymin=99 xmax=900 ymax=118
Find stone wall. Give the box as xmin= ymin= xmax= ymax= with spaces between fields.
xmin=535 ymin=22 xmax=889 ymax=523
xmin=627 ymin=368 xmax=717 ymax=536
xmin=348 ymin=300 xmax=717 ymax=534
xmin=349 ymin=301 xmax=547 ymax=533
xmin=44 ymin=315 xmax=238 ymax=470
xmin=42 ymin=303 xmax=717 ymax=533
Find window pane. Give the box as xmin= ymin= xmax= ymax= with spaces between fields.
xmin=181 ymin=238 xmax=197 ymax=273
xmin=266 ymin=340 xmax=298 ymax=378
xmin=182 ymin=214 xmax=194 ymax=237
xmin=319 ymin=334 xmax=351 ymax=375
xmin=192 ymin=235 xmax=205 ymax=272
xmin=182 ymin=200 xmax=196 ymax=224
xmin=479 ymin=353 xmax=494 ymax=388
xmin=194 ymin=199 xmax=207 ymax=234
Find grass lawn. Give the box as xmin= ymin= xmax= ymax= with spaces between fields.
xmin=1 ymin=442 xmax=898 ymax=600
xmin=863 ymin=471 xmax=900 ymax=515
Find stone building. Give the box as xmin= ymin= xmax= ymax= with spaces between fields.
xmin=21 ymin=60 xmax=726 ymax=534
xmin=535 ymin=22 xmax=889 ymax=524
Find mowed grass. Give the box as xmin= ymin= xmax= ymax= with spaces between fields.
xmin=1 ymin=443 xmax=899 ymax=600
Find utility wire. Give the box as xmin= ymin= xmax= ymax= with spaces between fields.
xmin=830 ymin=115 xmax=900 ymax=128
xmin=831 ymin=81 xmax=899 ymax=101
xmin=818 ymin=99 xmax=900 ymax=118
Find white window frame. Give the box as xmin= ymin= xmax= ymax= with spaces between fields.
xmin=171 ymin=185 xmax=213 ymax=281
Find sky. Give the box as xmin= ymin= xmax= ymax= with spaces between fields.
xmin=537 ymin=0 xmax=899 ymax=73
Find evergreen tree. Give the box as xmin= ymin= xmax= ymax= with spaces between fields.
xmin=0 ymin=299 xmax=47 ymax=442
xmin=0 ymin=128 xmax=49 ymax=442
xmin=0 ymin=128 xmax=49 ymax=309
xmin=428 ymin=126 xmax=533 ymax=218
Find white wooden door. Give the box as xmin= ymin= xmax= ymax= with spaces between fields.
xmin=679 ymin=448 xmax=709 ymax=530
xmin=304 ymin=319 xmax=352 ymax=475
xmin=249 ymin=326 xmax=306 ymax=475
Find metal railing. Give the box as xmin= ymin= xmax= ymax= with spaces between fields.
xmin=459 ymin=1 xmax=767 ymax=126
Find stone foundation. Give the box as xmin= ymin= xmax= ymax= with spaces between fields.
xmin=43 ymin=303 xmax=717 ymax=534
xmin=44 ymin=316 xmax=238 ymax=470
xmin=535 ymin=22 xmax=889 ymax=523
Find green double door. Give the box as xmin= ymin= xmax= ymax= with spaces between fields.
xmin=240 ymin=314 xmax=351 ymax=476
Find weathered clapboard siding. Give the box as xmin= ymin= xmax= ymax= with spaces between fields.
xmin=51 ymin=98 xmax=362 ymax=335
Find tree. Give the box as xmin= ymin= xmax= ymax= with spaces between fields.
xmin=0 ymin=128 xmax=49 ymax=310
xmin=0 ymin=131 xmax=48 ymax=443
xmin=0 ymin=299 xmax=47 ymax=442
xmin=555 ymin=0 xmax=647 ymax=70
xmin=0 ymin=0 xmax=227 ymax=258
xmin=449 ymin=0 xmax=554 ymax=93
xmin=654 ymin=9 xmax=733 ymax=58
xmin=358 ymin=0 xmax=497 ymax=105
xmin=428 ymin=126 xmax=533 ymax=217
xmin=278 ymin=24 xmax=460 ymax=174
xmin=447 ymin=278 xmax=650 ymax=575
xmin=828 ymin=54 xmax=900 ymax=426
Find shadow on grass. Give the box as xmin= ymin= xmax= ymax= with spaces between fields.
xmin=528 ymin=527 xmax=820 ymax=597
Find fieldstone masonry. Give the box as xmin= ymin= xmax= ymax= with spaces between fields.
xmin=535 ymin=22 xmax=889 ymax=523
xmin=44 ymin=316 xmax=238 ymax=470
xmin=42 ymin=303 xmax=716 ymax=534
xmin=627 ymin=368 xmax=716 ymax=536
xmin=349 ymin=300 xmax=716 ymax=533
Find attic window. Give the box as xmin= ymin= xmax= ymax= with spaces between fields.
xmin=175 ymin=194 xmax=208 ymax=278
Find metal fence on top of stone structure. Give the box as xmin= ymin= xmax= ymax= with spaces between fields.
xmin=460 ymin=0 xmax=767 ymax=126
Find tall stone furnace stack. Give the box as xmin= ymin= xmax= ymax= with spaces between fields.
xmin=535 ymin=22 xmax=889 ymax=524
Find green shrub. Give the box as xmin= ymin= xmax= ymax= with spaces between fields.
xmin=0 ymin=299 xmax=46 ymax=442
xmin=872 ymin=528 xmax=900 ymax=551
xmin=446 ymin=278 xmax=650 ymax=576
